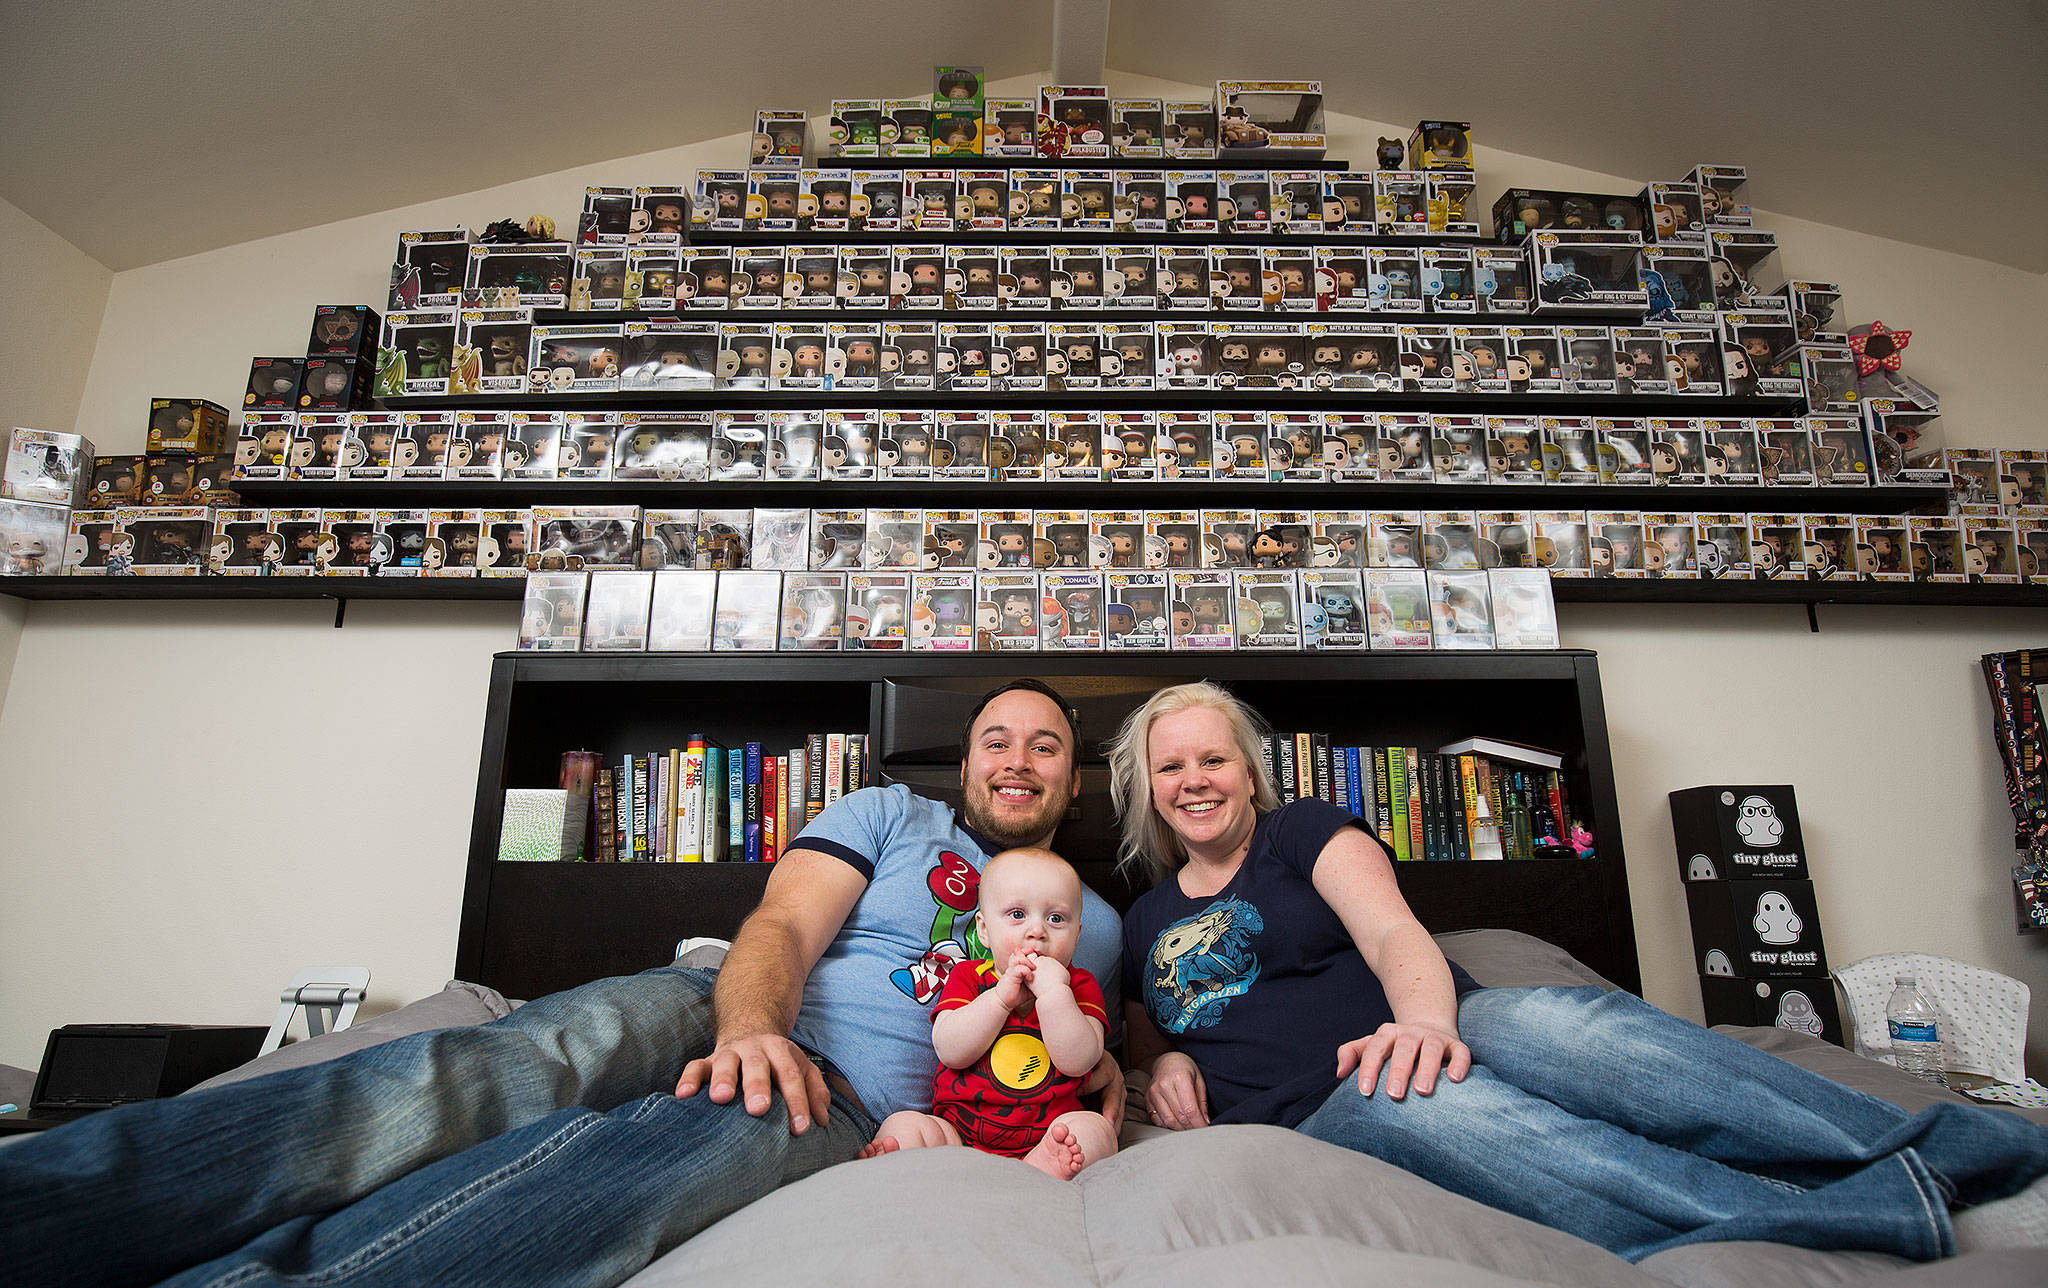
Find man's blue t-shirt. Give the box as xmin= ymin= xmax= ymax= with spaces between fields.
xmin=1121 ymin=798 xmax=1478 ymax=1128
xmin=787 ymin=783 xmax=1122 ymax=1119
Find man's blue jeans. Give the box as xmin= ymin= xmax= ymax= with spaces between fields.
xmin=1298 ymin=985 xmax=2048 ymax=1262
xmin=1 ymin=965 xmax=878 ymax=1288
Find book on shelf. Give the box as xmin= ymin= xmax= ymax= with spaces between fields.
xmin=1249 ymin=732 xmax=1592 ymax=864
xmin=763 ymin=754 xmax=780 ymax=862
xmin=544 ymin=731 xmax=866 ymax=863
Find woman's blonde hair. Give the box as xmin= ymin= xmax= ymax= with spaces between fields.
xmin=1105 ymin=681 xmax=1281 ymax=884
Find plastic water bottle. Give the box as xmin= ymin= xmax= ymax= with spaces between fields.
xmin=1885 ymin=976 xmax=1948 ymax=1088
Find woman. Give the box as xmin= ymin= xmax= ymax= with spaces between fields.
xmin=1108 ymin=682 xmax=2048 ymax=1264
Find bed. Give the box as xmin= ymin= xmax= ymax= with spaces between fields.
xmin=96 ymin=927 xmax=2032 ymax=1288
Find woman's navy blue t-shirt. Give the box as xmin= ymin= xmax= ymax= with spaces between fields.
xmin=1121 ymin=798 xmax=1480 ymax=1128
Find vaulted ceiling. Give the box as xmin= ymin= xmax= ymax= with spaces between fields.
xmin=2 ymin=0 xmax=2041 ymax=273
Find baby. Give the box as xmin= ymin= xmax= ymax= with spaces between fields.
xmin=861 ymin=847 xmax=1116 ymax=1179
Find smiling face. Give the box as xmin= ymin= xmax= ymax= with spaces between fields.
xmin=1147 ymin=704 xmax=1259 ymax=865
xmin=974 ymin=849 xmax=1084 ymax=970
xmin=959 ymin=688 xmax=1081 ymax=849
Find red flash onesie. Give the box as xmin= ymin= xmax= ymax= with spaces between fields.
xmin=929 ymin=957 xmax=1108 ymax=1158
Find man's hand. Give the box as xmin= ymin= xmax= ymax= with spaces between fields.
xmin=992 ymin=949 xmax=1035 ymax=1009
xmin=1335 ymin=1020 xmax=1471 ymax=1100
xmin=1144 ymin=1051 xmax=1209 ymax=1130
xmin=1080 ymin=1051 xmax=1125 ymax=1136
xmin=674 ymin=1033 xmax=830 ymax=1135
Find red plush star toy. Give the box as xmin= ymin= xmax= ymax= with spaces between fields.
xmin=1847 ymin=321 xmax=1911 ymax=377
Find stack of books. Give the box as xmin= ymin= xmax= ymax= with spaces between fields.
xmin=1260 ymin=732 xmax=1589 ymax=862
xmin=570 ymin=733 xmax=868 ymax=863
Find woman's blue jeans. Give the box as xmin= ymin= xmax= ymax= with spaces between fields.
xmin=1297 ymin=985 xmax=2048 ymax=1262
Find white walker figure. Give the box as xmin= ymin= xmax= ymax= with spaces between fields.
xmin=1776 ymin=990 xmax=1825 ymax=1036
xmin=1735 ymin=794 xmax=1785 ymax=848
xmin=1752 ymin=890 xmax=1804 ymax=945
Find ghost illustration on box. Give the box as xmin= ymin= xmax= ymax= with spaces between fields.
xmin=1703 ymin=949 xmax=1735 ymax=977
xmin=1687 ymin=854 xmax=1719 ymax=881
xmin=1736 ymin=795 xmax=1784 ymax=848
xmin=1776 ymin=990 xmax=1825 ymax=1036
xmin=1752 ymin=891 xmax=1803 ymax=945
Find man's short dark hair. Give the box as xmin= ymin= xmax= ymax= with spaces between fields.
xmin=959 ymin=679 xmax=1082 ymax=762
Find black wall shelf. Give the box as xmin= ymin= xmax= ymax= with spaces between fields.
xmin=222 ymin=478 xmax=1947 ymax=517
xmin=678 ymin=228 xmax=1493 ymax=249
xmin=456 ymin=650 xmax=1641 ymax=1001
xmin=363 ymin=390 xmax=1810 ymax=416
xmin=11 ymin=566 xmax=2041 ymax=610
xmin=735 ymin=154 xmax=1356 ymax=172
xmin=513 ymin=304 xmax=1617 ymax=324
xmin=0 ymin=575 xmax=524 ymax=602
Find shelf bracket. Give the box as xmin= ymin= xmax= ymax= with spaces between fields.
xmin=1806 ymin=602 xmax=1820 ymax=633
xmin=331 ymin=595 xmax=347 ymax=629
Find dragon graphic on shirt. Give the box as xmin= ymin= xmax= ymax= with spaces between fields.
xmin=890 ymin=849 xmax=990 ymax=1004
xmin=1148 ymin=896 xmax=1264 ymax=1033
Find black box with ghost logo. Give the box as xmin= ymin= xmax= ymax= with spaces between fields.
xmin=1670 ymin=784 xmax=1808 ymax=881
xmin=1699 ymin=974 xmax=1844 ymax=1047
xmin=1686 ymin=879 xmax=1828 ymax=978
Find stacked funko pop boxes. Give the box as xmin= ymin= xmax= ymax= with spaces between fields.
xmin=1671 ymin=784 xmax=1842 ymax=1044
xmin=19 ymin=77 xmax=2048 ymax=597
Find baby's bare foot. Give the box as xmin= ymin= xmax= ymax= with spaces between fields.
xmin=856 ymin=1136 xmax=902 ymax=1161
xmin=1022 ymin=1121 xmax=1085 ymax=1180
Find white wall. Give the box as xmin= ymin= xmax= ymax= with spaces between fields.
xmin=0 ymin=600 xmax=504 ymax=1060
xmin=0 ymin=195 xmax=112 ymax=443
xmin=3 ymin=72 xmax=2046 ymax=1071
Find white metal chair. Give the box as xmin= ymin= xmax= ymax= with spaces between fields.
xmin=1831 ymin=953 xmax=2029 ymax=1085
xmin=260 ymin=966 xmax=371 ymax=1056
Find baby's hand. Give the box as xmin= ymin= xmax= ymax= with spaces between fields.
xmin=1027 ymin=953 xmax=1071 ymax=996
xmin=994 ymin=950 xmax=1035 ymax=1007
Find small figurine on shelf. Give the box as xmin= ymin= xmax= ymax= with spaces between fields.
xmin=1376 ymin=137 xmax=1405 ymax=169
xmin=1847 ymin=319 xmax=1913 ymax=385
xmin=104 ymin=531 xmax=137 ymax=577
xmin=479 ymin=215 xmax=558 ymax=244
xmin=1641 ymin=267 xmax=1678 ymax=322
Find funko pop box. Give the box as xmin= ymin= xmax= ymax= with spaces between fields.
xmin=1216 ymin=81 xmax=1326 ymax=157
xmin=3 ymin=427 xmax=96 ymax=508
xmin=1670 ymin=783 xmax=1810 ymax=882
xmin=146 ymin=399 xmax=230 ymax=454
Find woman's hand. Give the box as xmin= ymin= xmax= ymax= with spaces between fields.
xmin=1337 ymin=1020 xmax=1471 ymax=1099
xmin=1144 ymin=1051 xmax=1210 ymax=1130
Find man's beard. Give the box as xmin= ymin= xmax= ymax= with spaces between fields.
xmin=962 ymin=775 xmax=1071 ymax=849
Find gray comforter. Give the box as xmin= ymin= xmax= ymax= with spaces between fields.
xmin=628 ymin=930 xmax=2046 ymax=1287
xmin=14 ymin=929 xmax=2033 ymax=1287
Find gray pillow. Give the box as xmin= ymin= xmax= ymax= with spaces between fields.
xmin=190 ymin=980 xmax=514 ymax=1091
xmin=1432 ymin=928 xmax=1620 ymax=990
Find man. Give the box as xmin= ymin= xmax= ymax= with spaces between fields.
xmin=4 ymin=681 xmax=1122 ymax=1288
